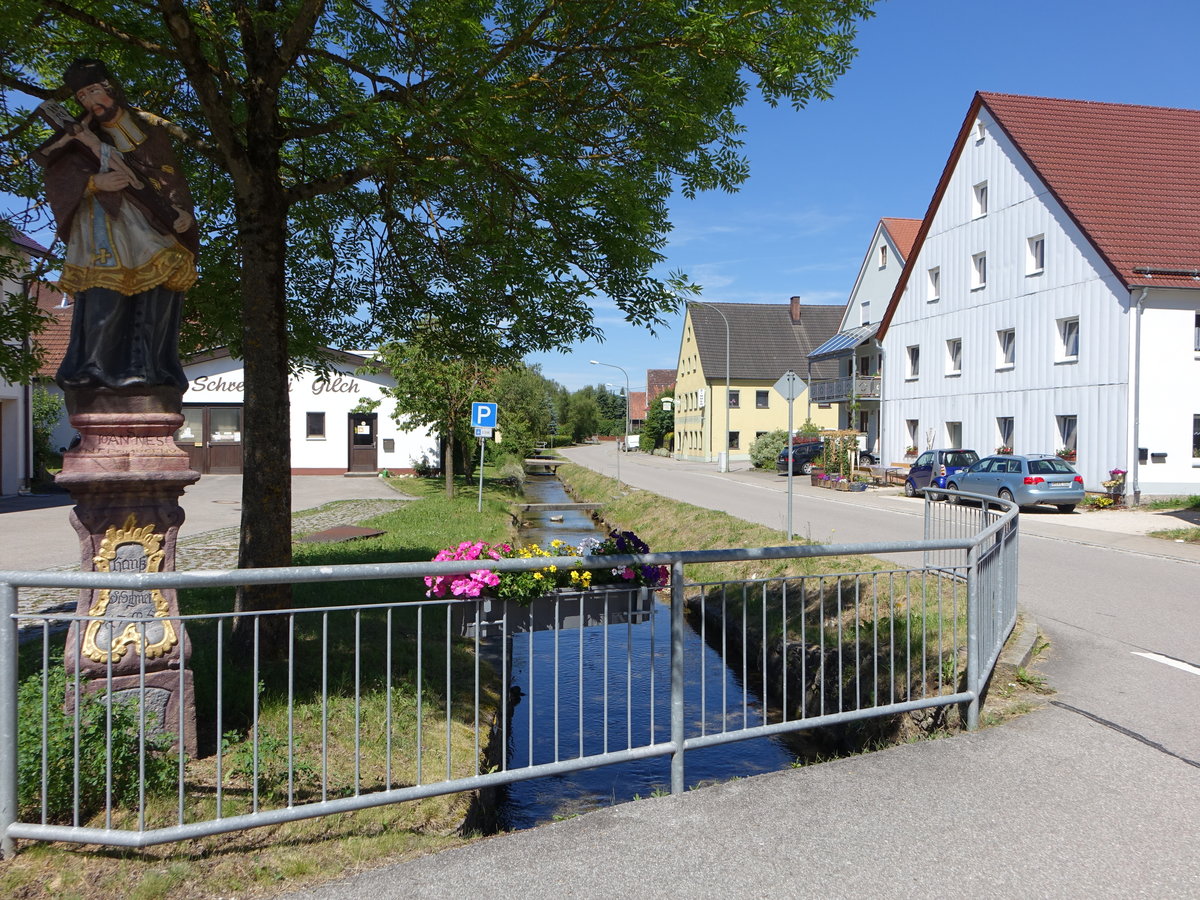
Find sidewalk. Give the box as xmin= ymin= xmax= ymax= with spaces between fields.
xmin=0 ymin=475 xmax=413 ymax=617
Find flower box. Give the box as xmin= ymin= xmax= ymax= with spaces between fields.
xmin=849 ymin=482 xmax=867 ymax=492
xmin=454 ymin=586 xmax=656 ymax=638
xmin=832 ymin=480 xmax=851 ymax=491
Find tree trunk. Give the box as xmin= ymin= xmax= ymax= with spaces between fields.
xmin=232 ymin=167 xmax=293 ymax=649
xmin=444 ymin=429 xmax=456 ymax=498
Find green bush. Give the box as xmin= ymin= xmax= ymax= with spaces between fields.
xmin=18 ymin=664 xmax=177 ymax=823
xmin=749 ymin=429 xmax=789 ymax=469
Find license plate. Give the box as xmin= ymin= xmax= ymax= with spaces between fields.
xmin=1049 ymin=482 xmax=1071 ymax=489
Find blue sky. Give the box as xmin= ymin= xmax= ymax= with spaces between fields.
xmin=529 ymin=0 xmax=1200 ymax=393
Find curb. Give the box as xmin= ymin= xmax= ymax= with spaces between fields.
xmin=999 ymin=609 xmax=1040 ymax=670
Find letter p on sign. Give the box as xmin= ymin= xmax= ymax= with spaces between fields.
xmin=471 ymin=402 xmax=498 ymax=428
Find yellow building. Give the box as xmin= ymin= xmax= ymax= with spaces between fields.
xmin=674 ymin=298 xmax=842 ymax=464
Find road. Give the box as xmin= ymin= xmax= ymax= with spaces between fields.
xmin=286 ymin=446 xmax=1200 ymax=899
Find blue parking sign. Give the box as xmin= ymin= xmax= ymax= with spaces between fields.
xmin=471 ymin=402 xmax=498 ymax=428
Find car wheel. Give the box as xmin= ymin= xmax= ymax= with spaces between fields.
xmin=800 ymin=461 xmax=813 ymax=475
xmin=1057 ymin=504 xmax=1076 ymax=513
xmin=998 ymin=488 xmax=1016 ymax=506
xmin=947 ymin=482 xmax=965 ymax=504
xmin=926 ymin=489 xmax=943 ymax=502
xmin=904 ymin=480 xmax=916 ymax=498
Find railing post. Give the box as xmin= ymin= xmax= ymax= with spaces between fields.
xmin=0 ymin=581 xmax=18 ymax=859
xmin=670 ymin=562 xmax=686 ymax=796
xmin=965 ymin=543 xmax=981 ymax=730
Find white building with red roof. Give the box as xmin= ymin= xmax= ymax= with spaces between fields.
xmin=877 ymin=92 xmax=1200 ymax=498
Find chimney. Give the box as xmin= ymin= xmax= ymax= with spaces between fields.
xmin=789 ymin=295 xmax=802 ymax=323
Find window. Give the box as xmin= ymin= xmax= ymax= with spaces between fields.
xmin=1057 ymin=415 xmax=1077 ymax=453
xmin=927 ymin=267 xmax=940 ymax=302
xmin=209 ymin=407 xmax=242 ymax=443
xmin=997 ymin=328 xmax=1015 ymax=368
xmin=728 ymin=389 xmax=740 ymax=409
xmin=879 ymin=245 xmax=888 ymax=268
xmin=946 ymin=421 xmax=962 ymax=448
xmin=972 ymin=252 xmax=987 ymax=289
xmin=1027 ymin=234 xmax=1045 ymax=274
xmin=974 ymin=120 xmax=987 ymax=143
xmin=973 ymin=181 xmax=989 ymax=218
xmin=755 ymin=390 xmax=769 ymax=409
xmin=817 ymin=403 xmax=832 ymax=409
xmin=1195 ymin=314 xmax=1200 ymax=352
xmin=946 ymin=338 xmax=962 ymax=375
xmin=997 ymin=417 xmax=1014 ymax=452
xmin=861 ymin=300 xmax=871 ymax=325
xmin=906 ymin=419 xmax=919 ymax=450
xmin=1194 ymin=416 xmax=1200 ymax=459
xmin=756 ymin=431 xmax=768 ymax=442
xmin=1058 ymin=317 xmax=1079 ymax=361
xmin=728 ymin=431 xmax=740 ymax=451
xmin=906 ymin=345 xmax=920 ymax=379
xmin=306 ymin=412 xmax=326 ymax=439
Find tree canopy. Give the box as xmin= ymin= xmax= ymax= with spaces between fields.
xmin=0 ymin=0 xmax=876 ymax=614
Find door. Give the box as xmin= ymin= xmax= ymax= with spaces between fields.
xmin=348 ymin=413 xmax=378 ymax=472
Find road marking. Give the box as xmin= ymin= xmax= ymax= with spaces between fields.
xmin=1132 ymin=651 xmax=1200 ymax=677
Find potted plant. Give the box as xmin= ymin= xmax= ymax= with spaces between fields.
xmin=1102 ymin=468 xmax=1126 ymax=504
xmin=904 ymin=445 xmax=918 ymax=458
xmin=427 ymin=532 xmax=669 ymax=637
xmin=1056 ymin=447 xmax=1077 ymax=462
xmin=996 ymin=445 xmax=1013 ymax=455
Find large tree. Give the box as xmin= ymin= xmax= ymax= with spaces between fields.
xmin=0 ymin=0 xmax=875 ymax=616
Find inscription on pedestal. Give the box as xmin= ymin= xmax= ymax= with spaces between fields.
xmin=82 ymin=514 xmax=178 ymax=664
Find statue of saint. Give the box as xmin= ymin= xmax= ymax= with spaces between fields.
xmin=36 ymin=58 xmax=198 ymax=391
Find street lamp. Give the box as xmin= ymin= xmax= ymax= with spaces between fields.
xmin=688 ymin=301 xmax=731 ymax=472
xmin=590 ymin=359 xmax=630 ymax=487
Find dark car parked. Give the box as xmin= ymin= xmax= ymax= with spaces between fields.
xmin=946 ymin=454 xmax=1085 ymax=512
xmin=776 ymin=441 xmax=825 ymax=475
xmin=904 ymin=449 xmax=980 ymax=500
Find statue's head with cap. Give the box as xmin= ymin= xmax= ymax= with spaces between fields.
xmin=64 ymin=58 xmax=127 ymax=121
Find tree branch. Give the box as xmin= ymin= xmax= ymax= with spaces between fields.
xmin=40 ymin=0 xmax=178 ymax=58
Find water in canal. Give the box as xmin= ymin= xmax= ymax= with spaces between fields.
xmin=493 ymin=474 xmax=801 ymax=831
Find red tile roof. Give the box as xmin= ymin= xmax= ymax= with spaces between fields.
xmin=880 ymin=217 xmax=921 ymax=261
xmin=31 ymin=282 xmax=73 ymax=377
xmin=646 ymin=368 xmax=675 ymax=401
xmin=980 ymin=92 xmax=1200 ymax=289
xmin=879 ymin=91 xmax=1200 ymax=340
xmin=6 ymin=231 xmax=50 ymax=257
xmin=628 ymin=391 xmax=647 ymax=421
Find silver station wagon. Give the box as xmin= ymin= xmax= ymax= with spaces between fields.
xmin=945 ymin=454 xmax=1085 ymax=513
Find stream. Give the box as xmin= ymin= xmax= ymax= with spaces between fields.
xmin=492 ymin=473 xmax=802 ymax=831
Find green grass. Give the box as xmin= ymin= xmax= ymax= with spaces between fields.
xmin=4 ymin=469 xmax=521 ymax=900
xmin=1140 ymin=494 xmax=1200 ymax=511
xmin=1147 ymin=527 xmax=1200 ymax=543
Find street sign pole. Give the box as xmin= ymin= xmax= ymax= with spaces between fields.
xmin=478 ymin=437 xmax=486 ymax=512
xmin=773 ymin=370 xmax=806 ymax=541
xmin=786 ymin=390 xmax=794 ymax=540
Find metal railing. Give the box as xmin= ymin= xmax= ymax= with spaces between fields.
xmin=0 ymin=493 xmax=1018 ymax=855
xmin=808 ymin=375 xmax=882 ymax=404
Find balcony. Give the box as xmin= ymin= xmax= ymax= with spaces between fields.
xmin=809 ymin=375 xmax=881 ymax=404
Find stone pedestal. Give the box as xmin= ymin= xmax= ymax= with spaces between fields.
xmin=58 ymin=386 xmax=201 ymax=757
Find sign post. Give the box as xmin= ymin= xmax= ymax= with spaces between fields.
xmin=773 ymin=371 xmax=807 ymax=540
xmin=471 ymin=403 xmax=498 ymax=512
